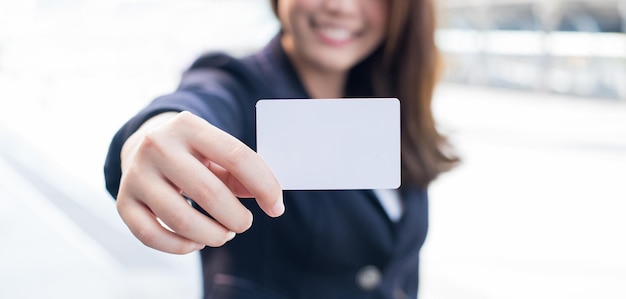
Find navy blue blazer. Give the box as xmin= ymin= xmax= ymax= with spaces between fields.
xmin=104 ymin=36 xmax=429 ymax=299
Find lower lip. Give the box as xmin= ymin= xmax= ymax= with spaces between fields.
xmin=314 ymin=29 xmax=355 ymax=47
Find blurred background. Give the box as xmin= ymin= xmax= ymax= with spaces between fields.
xmin=0 ymin=0 xmax=624 ymax=298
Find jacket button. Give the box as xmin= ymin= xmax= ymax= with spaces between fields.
xmin=356 ymin=265 xmax=382 ymax=290
xmin=394 ymin=289 xmax=408 ymax=299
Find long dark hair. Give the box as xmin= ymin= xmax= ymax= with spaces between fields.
xmin=270 ymin=0 xmax=459 ymax=187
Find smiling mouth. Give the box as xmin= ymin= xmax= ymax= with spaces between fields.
xmin=318 ymin=27 xmax=352 ymax=41
xmin=311 ymin=19 xmax=360 ymax=45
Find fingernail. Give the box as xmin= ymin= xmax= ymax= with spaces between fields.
xmin=271 ymin=200 xmax=285 ymax=217
xmin=226 ymin=231 xmax=236 ymax=241
xmin=194 ymin=243 xmax=206 ymax=251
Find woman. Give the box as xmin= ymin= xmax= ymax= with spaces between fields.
xmin=104 ymin=0 xmax=458 ymax=298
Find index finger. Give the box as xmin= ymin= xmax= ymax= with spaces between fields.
xmin=174 ymin=112 xmax=284 ymax=217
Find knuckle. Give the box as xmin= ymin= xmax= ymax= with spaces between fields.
xmin=132 ymin=135 xmax=166 ymax=166
xmin=134 ymin=224 xmax=158 ymax=248
xmin=256 ymin=186 xmax=281 ymax=207
xmin=120 ymin=162 xmax=142 ymax=184
xmin=115 ymin=195 xmax=128 ymax=211
xmin=176 ymin=110 xmax=193 ymax=121
xmin=115 ymin=193 xmax=138 ymax=221
xmin=224 ymin=143 xmax=250 ymax=169
xmin=173 ymin=111 xmax=198 ymax=129
xmin=194 ymin=184 xmax=221 ymax=205
xmin=134 ymin=130 xmax=178 ymax=167
xmin=165 ymin=210 xmax=193 ymax=234
xmin=139 ymin=130 xmax=164 ymax=153
xmin=192 ymin=176 xmax=231 ymax=207
xmin=192 ymin=186 xmax=251 ymax=234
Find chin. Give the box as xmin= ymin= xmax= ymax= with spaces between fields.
xmin=318 ymin=60 xmax=354 ymax=73
xmin=311 ymin=50 xmax=365 ymax=73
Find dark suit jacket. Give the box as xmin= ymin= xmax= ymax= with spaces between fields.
xmin=104 ymin=35 xmax=429 ymax=299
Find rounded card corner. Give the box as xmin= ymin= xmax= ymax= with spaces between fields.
xmin=255 ymin=99 xmax=267 ymax=108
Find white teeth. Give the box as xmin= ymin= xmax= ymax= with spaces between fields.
xmin=319 ymin=27 xmax=352 ymax=41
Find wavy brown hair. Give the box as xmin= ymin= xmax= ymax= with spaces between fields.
xmin=270 ymin=0 xmax=459 ymax=187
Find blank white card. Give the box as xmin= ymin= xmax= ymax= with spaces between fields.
xmin=256 ymin=98 xmax=400 ymax=190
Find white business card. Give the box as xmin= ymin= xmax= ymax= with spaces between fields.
xmin=256 ymin=98 xmax=400 ymax=190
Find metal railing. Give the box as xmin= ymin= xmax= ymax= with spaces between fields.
xmin=438 ymin=0 xmax=626 ymax=100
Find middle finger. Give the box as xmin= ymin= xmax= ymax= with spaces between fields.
xmin=157 ymin=151 xmax=254 ymax=234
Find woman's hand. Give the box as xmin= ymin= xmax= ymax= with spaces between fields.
xmin=116 ymin=111 xmax=284 ymax=254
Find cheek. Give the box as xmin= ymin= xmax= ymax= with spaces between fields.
xmin=364 ymin=2 xmax=389 ymax=39
xmin=279 ymin=0 xmax=318 ymax=27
